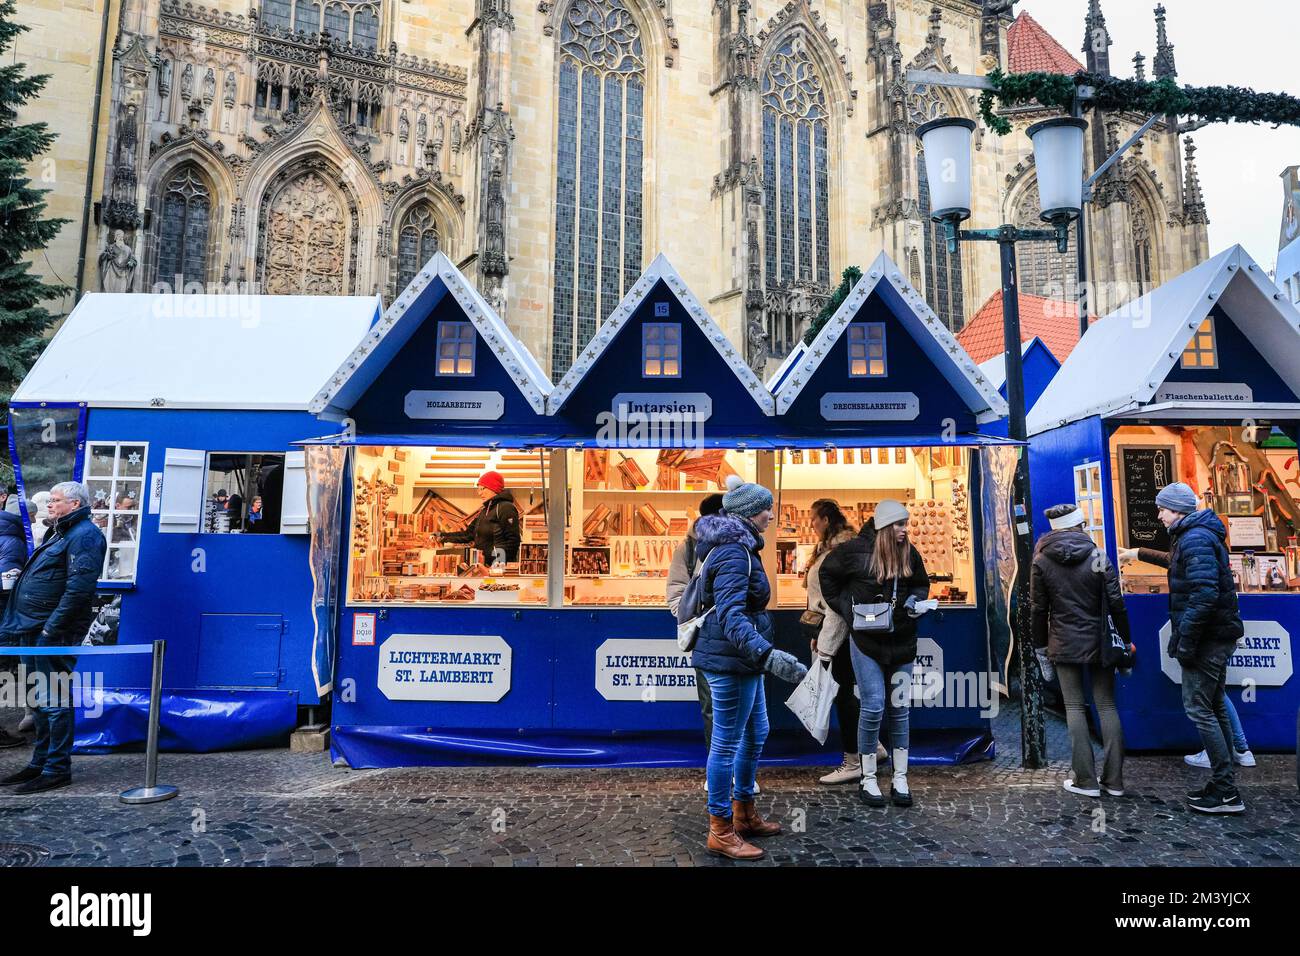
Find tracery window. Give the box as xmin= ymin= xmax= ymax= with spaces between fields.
xmin=549 ymin=0 xmax=645 ymax=379
xmin=262 ymin=172 xmax=347 ymax=295
xmin=917 ymin=149 xmax=966 ymax=332
xmin=1014 ymin=179 xmax=1078 ymax=308
xmin=261 ymin=0 xmax=379 ymax=50
xmin=155 ymin=167 xmax=211 ymax=289
xmin=761 ymin=32 xmax=832 ymax=357
xmin=1132 ymin=204 xmax=1154 ymax=295
xmin=396 ymin=203 xmax=439 ymax=291
xmin=261 ymin=0 xmax=292 ymax=32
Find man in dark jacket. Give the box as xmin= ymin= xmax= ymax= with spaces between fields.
xmin=0 ymin=482 xmax=106 ymax=794
xmin=0 ymin=507 xmax=28 ymax=749
xmin=1136 ymin=482 xmax=1245 ymax=814
xmin=1030 ymin=504 xmax=1130 ymax=798
xmin=439 ymin=470 xmax=520 ymax=563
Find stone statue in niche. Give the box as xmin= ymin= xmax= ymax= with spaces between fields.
xmin=98 ymin=230 xmax=138 ymax=293
xmin=180 ymin=63 xmax=194 ymax=100
xmin=746 ymin=315 xmax=770 ymax=376
xmin=158 ymin=59 xmax=172 ymax=97
xmin=114 ymin=103 xmax=138 ymax=176
xmin=451 ymin=118 xmax=462 ymax=152
xmin=416 ymin=113 xmax=427 ymax=143
xmin=202 ymin=67 xmax=216 ymax=103
xmin=398 ymin=109 xmax=409 ymax=143
xmin=223 ymin=70 xmax=236 ymax=108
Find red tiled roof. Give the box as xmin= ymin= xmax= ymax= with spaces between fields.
xmin=957 ymin=291 xmax=1084 ymax=366
xmin=1007 ymin=12 xmax=1085 ymax=76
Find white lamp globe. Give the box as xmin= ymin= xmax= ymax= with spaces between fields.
xmin=916 ymin=117 xmax=976 ymax=224
xmin=1026 ymin=117 xmax=1087 ymax=223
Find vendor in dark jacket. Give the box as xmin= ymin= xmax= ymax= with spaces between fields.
xmin=438 ymin=470 xmax=521 ymax=563
xmin=1030 ymin=503 xmax=1129 ymax=799
xmin=1119 ymin=482 xmax=1245 ymax=814
xmin=0 ymin=482 xmax=106 ymax=794
xmin=694 ymin=475 xmax=807 ymax=862
xmin=819 ymin=499 xmax=931 ymax=809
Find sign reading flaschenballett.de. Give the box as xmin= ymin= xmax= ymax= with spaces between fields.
xmin=820 ymin=392 xmax=920 ymax=422
xmin=378 ymin=633 xmax=512 ymax=701
xmin=1158 ymin=620 xmax=1293 ymax=687
xmin=1152 ymin=382 xmax=1253 ymax=404
xmin=596 ymin=639 xmax=699 ymax=701
xmin=611 ymin=393 xmax=713 ymax=422
xmin=404 ymin=390 xmax=505 ymax=421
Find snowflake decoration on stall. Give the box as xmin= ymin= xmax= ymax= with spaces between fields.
xmin=127 ymin=452 xmax=142 ymax=466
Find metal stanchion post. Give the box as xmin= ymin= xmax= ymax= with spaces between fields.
xmin=120 ymin=639 xmax=179 ymax=804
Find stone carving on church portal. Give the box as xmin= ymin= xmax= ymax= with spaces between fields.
xmin=263 ymin=173 xmax=347 ymax=295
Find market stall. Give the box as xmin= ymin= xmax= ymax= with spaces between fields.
xmin=6 ymin=291 xmax=380 ymax=749
xmin=1028 ymin=245 xmax=1300 ymax=751
xmin=308 ymin=251 xmax=1020 ymax=768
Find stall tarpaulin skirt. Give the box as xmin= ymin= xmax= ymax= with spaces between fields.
xmin=71 ymin=689 xmax=298 ymax=753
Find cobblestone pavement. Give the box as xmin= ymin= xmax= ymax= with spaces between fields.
xmin=0 ymin=704 xmax=1296 ymax=867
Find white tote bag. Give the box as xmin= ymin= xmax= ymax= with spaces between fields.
xmin=784 ymin=656 xmax=839 ymax=745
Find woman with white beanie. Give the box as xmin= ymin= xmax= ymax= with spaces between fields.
xmin=692 ymin=473 xmax=808 ymax=860
xmin=819 ymin=499 xmax=932 ymax=808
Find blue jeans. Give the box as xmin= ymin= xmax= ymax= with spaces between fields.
xmin=1222 ymin=693 xmax=1249 ymax=752
xmin=1180 ymin=643 xmax=1236 ymax=792
xmin=848 ymin=644 xmax=913 ymax=757
xmin=28 ymin=706 xmax=74 ymax=777
xmin=703 ymin=671 xmax=768 ymax=818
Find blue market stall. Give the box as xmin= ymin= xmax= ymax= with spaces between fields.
xmin=7 ymin=291 xmax=379 ymax=750
xmin=976 ymin=337 xmax=1062 ymax=439
xmin=308 ymin=251 xmax=1021 ymax=768
xmin=1028 ymin=245 xmax=1300 ymax=751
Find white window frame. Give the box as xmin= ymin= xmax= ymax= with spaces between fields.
xmin=1180 ymin=316 xmax=1219 ymax=370
xmin=848 ymin=322 xmax=887 ymax=378
xmin=436 ymin=320 xmax=476 ymax=377
xmin=641 ymin=322 xmax=682 ymax=378
xmin=84 ymin=441 xmax=149 ymax=584
xmin=1073 ymin=461 xmax=1106 ymax=550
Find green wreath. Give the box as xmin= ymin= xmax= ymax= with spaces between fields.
xmin=978 ymin=68 xmax=1300 ymax=135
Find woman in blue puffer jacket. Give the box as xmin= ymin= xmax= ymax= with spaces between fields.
xmin=693 ymin=474 xmax=807 ymax=861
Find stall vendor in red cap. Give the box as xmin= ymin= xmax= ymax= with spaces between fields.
xmin=437 ymin=470 xmax=521 ymax=565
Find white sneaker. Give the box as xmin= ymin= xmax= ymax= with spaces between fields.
xmin=16 ymin=713 xmax=34 ymax=733
xmin=1183 ymin=750 xmax=1211 ymax=769
xmin=1234 ymin=749 xmax=1256 ymax=767
xmin=1102 ymin=786 xmax=1125 ymax=797
xmin=1063 ymin=778 xmax=1101 ymax=798
xmin=818 ymin=754 xmax=861 ymax=786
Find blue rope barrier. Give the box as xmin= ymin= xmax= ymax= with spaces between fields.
xmin=0 ymin=645 xmax=154 ymax=656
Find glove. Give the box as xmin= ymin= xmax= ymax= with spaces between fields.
xmin=764 ymin=649 xmax=809 ymax=685
xmin=1034 ymin=647 xmax=1056 ymax=684
xmin=904 ymin=595 xmax=918 ymax=612
xmin=1175 ymin=647 xmax=1197 ymax=667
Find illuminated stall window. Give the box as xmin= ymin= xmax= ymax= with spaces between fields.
xmin=847 ymin=322 xmax=887 ymax=378
xmin=1073 ymin=461 xmax=1106 ymax=549
xmin=85 ymin=441 xmax=149 ymax=583
xmin=1180 ymin=317 xmax=1218 ymax=369
xmin=641 ymin=323 xmax=681 ymax=378
xmin=436 ymin=321 xmax=476 ymax=376
xmin=347 ymin=446 xmax=551 ymax=606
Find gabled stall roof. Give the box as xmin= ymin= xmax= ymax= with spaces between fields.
xmin=310 ymin=251 xmax=552 ymax=421
xmin=773 ymin=251 xmax=1008 ymax=422
xmin=765 ymin=341 xmax=808 ymax=391
xmin=12 ymin=293 xmax=381 ymax=410
xmin=1027 ymin=245 xmax=1300 ymax=435
xmin=978 ymin=338 xmax=1052 ymax=391
xmin=545 ymin=254 xmax=775 ymax=416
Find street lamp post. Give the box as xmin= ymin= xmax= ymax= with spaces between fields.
xmin=916 ymin=115 xmax=1088 ymax=769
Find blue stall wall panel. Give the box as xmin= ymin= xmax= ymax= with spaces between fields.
xmin=1027 ymin=415 xmax=1107 ymax=541
xmin=1161 ymin=305 xmax=1299 ymax=404
xmin=779 ymin=292 xmax=980 ymax=438
xmin=984 ymin=342 xmax=1061 ymax=439
xmin=196 ymin=613 xmax=283 ymax=687
xmin=550 ymin=278 xmax=774 ymax=436
xmin=84 ymin=407 xmax=323 ymax=703
xmin=1116 ymin=595 xmax=1298 ymax=752
xmin=349 ymin=294 xmax=551 ymax=435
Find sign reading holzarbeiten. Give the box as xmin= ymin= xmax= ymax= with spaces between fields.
xmin=404 ymin=390 xmax=505 ymax=420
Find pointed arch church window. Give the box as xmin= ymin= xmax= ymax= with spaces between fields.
xmin=156 ymin=167 xmax=211 ymax=289
xmin=396 ymin=204 xmax=439 ymax=291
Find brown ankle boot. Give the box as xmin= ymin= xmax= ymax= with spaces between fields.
xmin=732 ymin=798 xmax=782 ymax=838
xmin=707 ymin=814 xmax=764 ymax=860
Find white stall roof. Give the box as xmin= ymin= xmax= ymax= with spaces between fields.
xmin=13 ymin=292 xmax=381 ymax=410
xmin=1027 ymin=245 xmax=1300 ymax=435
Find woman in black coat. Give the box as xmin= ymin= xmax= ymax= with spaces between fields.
xmin=1030 ymin=503 xmax=1130 ymax=799
xmin=819 ymin=499 xmax=932 ymax=808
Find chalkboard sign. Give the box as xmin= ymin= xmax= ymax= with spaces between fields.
xmin=1119 ymin=446 xmax=1176 ymax=552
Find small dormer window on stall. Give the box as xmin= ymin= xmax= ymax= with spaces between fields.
xmin=848 ymin=322 xmax=887 ymax=377
xmin=642 ymin=322 xmax=681 ymax=378
xmin=436 ymin=320 xmax=476 ymax=376
xmin=1180 ymin=317 xmax=1218 ymax=369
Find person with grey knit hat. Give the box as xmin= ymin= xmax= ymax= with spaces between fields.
xmin=1119 ymin=481 xmax=1247 ymax=814
xmin=692 ymin=474 xmax=807 ymax=860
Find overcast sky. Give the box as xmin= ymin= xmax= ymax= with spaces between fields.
xmin=1025 ymin=0 xmax=1300 ymax=274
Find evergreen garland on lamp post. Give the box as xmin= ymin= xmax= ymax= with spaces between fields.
xmin=978 ymin=68 xmax=1300 ymax=135
xmin=0 ymin=0 xmax=71 ymax=415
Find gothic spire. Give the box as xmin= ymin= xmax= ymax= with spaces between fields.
xmin=1133 ymin=51 xmax=1146 ymax=82
xmin=1083 ymin=0 xmax=1111 ymax=76
xmin=1183 ymin=138 xmax=1208 ymax=223
xmin=1154 ymin=4 xmax=1176 ymax=79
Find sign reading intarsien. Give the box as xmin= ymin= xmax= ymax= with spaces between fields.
xmin=611 ymin=393 xmax=713 ymax=421
xmin=404 ymin=390 xmax=505 ymax=421
xmin=820 ymin=392 xmax=920 ymax=422
xmin=378 ymin=633 xmax=512 ymax=701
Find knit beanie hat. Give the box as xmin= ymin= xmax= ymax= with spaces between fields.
xmin=722 ymin=474 xmax=774 ymax=518
xmin=1155 ymin=481 xmax=1197 ymax=514
xmin=477 ymin=470 xmax=506 ymax=495
xmin=873 ymin=499 xmax=910 ymax=530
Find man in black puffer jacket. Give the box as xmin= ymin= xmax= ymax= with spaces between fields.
xmin=1134 ymin=482 xmax=1245 ymax=814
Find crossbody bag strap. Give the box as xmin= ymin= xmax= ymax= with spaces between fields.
xmin=702 ymin=545 xmax=753 ymax=614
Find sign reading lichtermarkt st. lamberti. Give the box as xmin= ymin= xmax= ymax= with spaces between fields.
xmin=1158 ymin=620 xmax=1293 ymax=687
xmin=404 ymin=390 xmax=505 ymax=421
xmin=820 ymin=392 xmax=920 ymax=422
xmin=378 ymin=633 xmax=512 ymax=701
xmin=596 ymin=639 xmax=699 ymax=701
